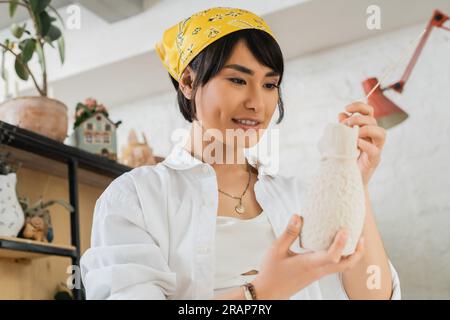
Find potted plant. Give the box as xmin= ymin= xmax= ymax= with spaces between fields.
xmin=0 ymin=151 xmax=25 ymax=237
xmin=0 ymin=0 xmax=67 ymax=142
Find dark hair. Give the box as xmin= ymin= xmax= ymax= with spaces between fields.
xmin=169 ymin=29 xmax=285 ymax=124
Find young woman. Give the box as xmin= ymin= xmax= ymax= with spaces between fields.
xmin=80 ymin=7 xmax=400 ymax=300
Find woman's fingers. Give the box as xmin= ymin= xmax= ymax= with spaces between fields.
xmin=344 ymin=115 xmax=378 ymax=127
xmin=358 ymin=125 xmax=386 ymax=149
xmin=318 ymin=237 xmax=365 ymax=276
xmin=358 ymin=138 xmax=381 ymax=161
xmin=338 ymin=112 xmax=350 ymax=123
xmin=338 ymin=113 xmax=377 ymax=143
xmin=337 ymin=237 xmax=365 ymax=271
xmin=302 ymin=228 xmax=348 ymax=264
xmin=345 ymin=102 xmax=374 ymax=117
xmin=275 ymin=214 xmax=303 ymax=256
xmin=297 ymin=228 xmax=349 ymax=278
xmin=287 ymin=249 xmax=299 ymax=257
xmin=326 ymin=228 xmax=349 ymax=263
xmin=295 ymin=232 xmax=366 ymax=281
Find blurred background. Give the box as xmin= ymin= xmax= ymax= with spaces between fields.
xmin=0 ymin=0 xmax=449 ymax=299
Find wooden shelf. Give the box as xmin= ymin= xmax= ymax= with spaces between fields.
xmin=0 ymin=121 xmax=165 ymax=189
xmin=0 ymin=120 xmax=164 ymax=299
xmin=0 ymin=236 xmax=77 ymax=260
xmin=0 ymin=120 xmax=132 ymax=178
xmin=0 ymin=145 xmax=117 ymax=189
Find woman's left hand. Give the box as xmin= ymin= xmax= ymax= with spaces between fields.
xmin=338 ymin=102 xmax=386 ymax=187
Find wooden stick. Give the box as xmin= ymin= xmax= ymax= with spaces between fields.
xmin=364 ymin=28 xmax=427 ymax=100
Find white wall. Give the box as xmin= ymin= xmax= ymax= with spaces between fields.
xmin=108 ymin=22 xmax=450 ymax=299
xmin=279 ymin=23 xmax=450 ymax=300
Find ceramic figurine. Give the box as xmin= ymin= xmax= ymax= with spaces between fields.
xmin=68 ymin=98 xmax=121 ymax=161
xmin=120 ymin=130 xmax=156 ymax=168
xmin=300 ymin=123 xmax=366 ymax=256
xmin=0 ymin=173 xmax=25 ymax=237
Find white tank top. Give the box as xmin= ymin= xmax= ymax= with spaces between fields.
xmin=214 ymin=211 xmax=277 ymax=296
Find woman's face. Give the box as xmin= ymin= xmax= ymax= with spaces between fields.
xmin=190 ymin=39 xmax=281 ymax=151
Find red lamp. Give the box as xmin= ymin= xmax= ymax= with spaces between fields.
xmin=362 ymin=9 xmax=450 ymax=129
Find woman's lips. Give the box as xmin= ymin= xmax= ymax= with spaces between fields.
xmin=231 ymin=118 xmax=263 ymax=130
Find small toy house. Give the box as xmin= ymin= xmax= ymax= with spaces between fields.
xmin=69 ymin=112 xmax=121 ymax=160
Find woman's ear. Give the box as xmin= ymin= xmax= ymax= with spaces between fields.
xmin=179 ymin=66 xmax=195 ymax=100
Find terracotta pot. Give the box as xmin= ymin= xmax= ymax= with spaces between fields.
xmin=0 ymin=96 xmax=68 ymax=142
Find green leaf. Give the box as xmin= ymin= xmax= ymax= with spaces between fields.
xmin=29 ymin=0 xmax=51 ymax=14
xmin=20 ymin=39 xmax=36 ymax=63
xmin=35 ymin=40 xmax=45 ymax=71
xmin=75 ymin=103 xmax=84 ymax=111
xmin=74 ymin=103 xmax=92 ymax=129
xmin=57 ymin=35 xmax=65 ymax=64
xmin=39 ymin=11 xmax=52 ymax=36
xmin=77 ymin=103 xmax=91 ymax=115
xmin=9 ymin=0 xmax=19 ymax=17
xmin=46 ymin=25 xmax=62 ymax=42
xmin=15 ymin=55 xmax=29 ymax=80
xmin=34 ymin=12 xmax=42 ymax=35
xmin=11 ymin=23 xmax=25 ymax=39
xmin=43 ymin=36 xmax=55 ymax=47
xmin=48 ymin=5 xmax=65 ymax=27
xmin=18 ymin=39 xmax=26 ymax=50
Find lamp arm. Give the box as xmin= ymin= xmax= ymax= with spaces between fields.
xmin=385 ymin=10 xmax=449 ymax=93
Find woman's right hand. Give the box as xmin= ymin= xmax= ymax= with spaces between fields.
xmin=251 ymin=214 xmax=365 ymax=300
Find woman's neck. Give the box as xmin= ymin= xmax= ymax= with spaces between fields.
xmin=183 ymin=122 xmax=250 ymax=176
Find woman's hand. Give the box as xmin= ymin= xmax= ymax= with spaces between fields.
xmin=338 ymin=102 xmax=387 ymax=187
xmin=251 ymin=214 xmax=364 ymax=300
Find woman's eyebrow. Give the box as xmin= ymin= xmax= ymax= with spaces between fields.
xmin=223 ymin=64 xmax=279 ymax=77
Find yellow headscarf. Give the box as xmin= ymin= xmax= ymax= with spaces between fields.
xmin=155 ymin=7 xmax=276 ymax=82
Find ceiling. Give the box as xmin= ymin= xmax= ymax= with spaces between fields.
xmin=0 ymin=0 xmax=153 ymax=29
xmin=266 ymin=0 xmax=450 ymax=59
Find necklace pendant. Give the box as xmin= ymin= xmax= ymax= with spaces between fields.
xmin=235 ymin=204 xmax=245 ymax=214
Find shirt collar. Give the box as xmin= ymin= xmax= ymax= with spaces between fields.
xmin=161 ymin=143 xmax=276 ymax=178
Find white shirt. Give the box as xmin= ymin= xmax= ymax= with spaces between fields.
xmin=214 ymin=211 xmax=275 ymax=295
xmin=80 ymin=143 xmax=401 ymax=300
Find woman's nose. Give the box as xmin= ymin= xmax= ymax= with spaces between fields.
xmin=245 ymin=86 xmax=265 ymax=112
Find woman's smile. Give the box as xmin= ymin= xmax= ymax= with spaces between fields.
xmin=231 ymin=117 xmax=263 ymax=130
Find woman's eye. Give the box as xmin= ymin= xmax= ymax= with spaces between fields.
xmin=265 ymin=83 xmax=279 ymax=90
xmin=229 ymin=78 xmax=246 ymax=85
xmin=228 ymin=78 xmax=279 ymax=89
